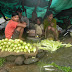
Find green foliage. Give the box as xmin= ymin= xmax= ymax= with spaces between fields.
xmin=51 ymin=63 xmax=72 ymax=72
xmin=36 ymin=62 xmax=72 ymax=72
xmin=0 ymin=58 xmax=6 ymax=66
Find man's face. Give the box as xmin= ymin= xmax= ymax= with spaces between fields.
xmin=48 ymin=14 xmax=53 ymax=21
xmin=18 ymin=12 xmax=22 ymax=18
xmin=12 ymin=15 xmax=19 ymax=22
xmin=37 ymin=19 xmax=40 ymax=24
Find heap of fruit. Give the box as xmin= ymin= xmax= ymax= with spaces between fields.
xmin=0 ymin=38 xmax=37 ymax=53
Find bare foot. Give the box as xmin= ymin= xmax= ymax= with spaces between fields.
xmin=57 ymin=40 xmax=60 ymax=42
xmin=20 ymin=38 xmax=25 ymax=40
xmin=56 ymin=38 xmax=60 ymax=42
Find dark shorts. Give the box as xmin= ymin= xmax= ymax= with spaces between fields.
xmin=11 ymin=29 xmax=20 ymax=40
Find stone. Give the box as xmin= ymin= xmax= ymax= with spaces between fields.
xmin=6 ymin=55 xmax=17 ymax=62
xmin=38 ymin=49 xmax=44 ymax=53
xmin=36 ymin=52 xmax=45 ymax=58
xmin=15 ymin=56 xmax=24 ymax=65
xmin=44 ymin=50 xmax=48 ymax=52
xmin=24 ymin=58 xmax=39 ymax=64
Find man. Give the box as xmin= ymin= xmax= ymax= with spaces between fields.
xmin=16 ymin=8 xmax=29 ymax=37
xmin=16 ymin=8 xmax=29 ymax=27
xmin=35 ymin=17 xmax=44 ymax=37
xmin=5 ymin=12 xmax=26 ymax=40
xmin=44 ymin=11 xmax=59 ymax=41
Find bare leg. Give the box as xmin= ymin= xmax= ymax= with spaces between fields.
xmin=16 ymin=27 xmax=22 ymax=32
xmin=45 ymin=26 xmax=52 ymax=38
xmin=51 ymin=27 xmax=59 ymax=40
xmin=19 ymin=28 xmax=24 ymax=40
xmin=47 ymin=26 xmax=52 ymax=33
xmin=16 ymin=27 xmax=25 ymax=40
xmin=48 ymin=26 xmax=52 ymax=34
xmin=48 ymin=26 xmax=51 ymax=30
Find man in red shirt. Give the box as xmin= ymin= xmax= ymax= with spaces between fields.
xmin=5 ymin=12 xmax=26 ymax=39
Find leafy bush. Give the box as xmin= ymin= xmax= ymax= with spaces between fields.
xmin=0 ymin=58 xmax=6 ymax=66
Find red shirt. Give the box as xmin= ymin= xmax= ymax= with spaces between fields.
xmin=5 ymin=20 xmax=18 ymax=39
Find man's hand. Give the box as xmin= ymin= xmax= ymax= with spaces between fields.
xmin=23 ymin=22 xmax=27 ymax=25
xmin=22 ymin=22 xmax=27 ymax=28
xmin=51 ymin=23 xmax=54 ymax=27
xmin=17 ymin=22 xmax=27 ymax=28
xmin=24 ymin=24 xmax=26 ymax=28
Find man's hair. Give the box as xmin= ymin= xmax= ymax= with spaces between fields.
xmin=12 ymin=12 xmax=19 ymax=17
xmin=16 ymin=8 xmax=22 ymax=13
xmin=47 ymin=11 xmax=53 ymax=16
xmin=36 ymin=17 xmax=42 ymax=23
xmin=20 ymin=16 xmax=27 ymax=23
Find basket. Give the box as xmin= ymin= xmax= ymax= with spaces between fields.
xmin=28 ymin=30 xmax=36 ymax=37
xmin=0 ymin=48 xmax=38 ymax=59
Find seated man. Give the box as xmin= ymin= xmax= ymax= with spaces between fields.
xmin=5 ymin=12 xmax=26 ymax=40
xmin=16 ymin=8 xmax=29 ymax=37
xmin=44 ymin=11 xmax=59 ymax=41
xmin=16 ymin=8 xmax=29 ymax=28
xmin=29 ymin=10 xmax=37 ymax=29
xmin=35 ymin=17 xmax=44 ymax=37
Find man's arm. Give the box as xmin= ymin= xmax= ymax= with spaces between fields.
xmin=17 ymin=22 xmax=26 ymax=28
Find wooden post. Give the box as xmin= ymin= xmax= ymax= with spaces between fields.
xmin=32 ymin=0 xmax=40 ymax=22
xmin=21 ymin=0 xmax=27 ymax=17
xmin=43 ymin=0 xmax=52 ymax=19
